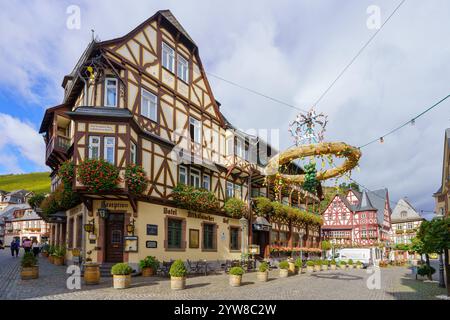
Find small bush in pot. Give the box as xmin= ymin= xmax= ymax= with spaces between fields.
xmin=356 ymin=260 xmax=363 ymax=269
xmin=306 ymin=260 xmax=315 ymax=273
xmin=169 ymin=260 xmax=187 ymax=290
xmin=330 ymin=259 xmax=337 ymax=270
xmin=313 ymin=260 xmax=321 ymax=272
xmin=348 ymin=259 xmax=354 ymax=269
xmin=279 ymin=260 xmax=289 ymax=278
xmin=139 ymin=256 xmax=159 ymax=277
xmin=111 ymin=263 xmax=133 ymax=289
xmin=52 ymin=245 xmax=66 ymax=266
xmin=257 ymin=262 xmax=270 ymax=282
xmin=339 ymin=260 xmax=347 ymax=269
xmin=229 ymin=266 xmax=245 ymax=287
xmin=20 ymin=252 xmax=38 ymax=280
xmin=417 ymin=264 xmax=436 ymax=279
xmin=321 ymin=260 xmax=329 ymax=271
xmin=294 ymin=258 xmax=303 ymax=274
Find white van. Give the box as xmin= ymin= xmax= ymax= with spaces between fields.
xmin=334 ymin=248 xmax=375 ymax=268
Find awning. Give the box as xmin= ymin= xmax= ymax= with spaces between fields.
xmin=253 ymin=216 xmax=271 ymax=231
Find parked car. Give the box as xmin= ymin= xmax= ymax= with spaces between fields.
xmin=334 ymin=248 xmax=374 ymax=268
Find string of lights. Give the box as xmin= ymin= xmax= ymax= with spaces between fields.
xmin=358 ymin=93 xmax=450 ymax=149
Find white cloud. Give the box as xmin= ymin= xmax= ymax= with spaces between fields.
xmin=0 ymin=113 xmax=46 ymax=171
xmin=0 ymin=0 xmax=449 ymax=213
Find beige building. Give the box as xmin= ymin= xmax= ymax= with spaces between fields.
xmin=40 ymin=10 xmax=323 ymax=270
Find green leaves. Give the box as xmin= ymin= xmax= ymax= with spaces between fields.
xmin=224 ymin=198 xmax=247 ymax=219
xmin=124 ymin=164 xmax=149 ymax=195
xmin=302 ymin=162 xmax=319 ymax=194
xmin=77 ymin=159 xmax=120 ymax=193
xmin=172 ymin=183 xmax=219 ymax=213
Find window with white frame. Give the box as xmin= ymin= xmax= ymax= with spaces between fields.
xmin=105 ymin=78 xmax=118 ymax=107
xmin=226 ymin=181 xmax=234 ymax=199
xmin=234 ymin=184 xmax=242 ymax=199
xmin=141 ymin=89 xmax=157 ymax=122
xmin=162 ymin=42 xmax=175 ymax=73
xmin=189 ymin=117 xmax=201 ymax=144
xmin=203 ymin=174 xmax=210 ymax=190
xmin=130 ymin=142 xmax=137 ymax=164
xmin=104 ymin=137 xmax=115 ymax=164
xmin=179 ymin=165 xmax=187 ymax=185
xmin=88 ymin=136 xmax=100 ymax=159
xmin=190 ymin=168 xmax=201 ymax=188
xmin=236 ymin=139 xmax=244 ymax=159
xmin=226 ymin=138 xmax=234 ymax=156
xmin=177 ymin=54 xmax=189 ymax=82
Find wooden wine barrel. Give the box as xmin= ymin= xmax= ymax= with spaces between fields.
xmin=20 ymin=266 xmax=39 ymax=280
xmin=141 ymin=267 xmax=155 ymax=277
xmin=84 ymin=264 xmax=100 ymax=285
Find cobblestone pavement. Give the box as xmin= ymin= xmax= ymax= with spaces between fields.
xmin=0 ymin=250 xmax=446 ymax=300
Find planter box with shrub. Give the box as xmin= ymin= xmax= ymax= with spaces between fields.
xmin=20 ymin=252 xmax=38 ymax=280
xmin=111 ymin=263 xmax=133 ymax=289
xmin=306 ymin=260 xmax=315 ymax=273
xmin=229 ymin=267 xmax=244 ymax=287
xmin=170 ymin=260 xmax=187 ymax=290
xmin=257 ymin=262 xmax=269 ymax=282
xmin=139 ymin=256 xmax=159 ymax=277
xmin=279 ymin=261 xmax=289 ymax=278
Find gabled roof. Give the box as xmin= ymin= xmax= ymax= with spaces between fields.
xmin=39 ymin=104 xmax=70 ymax=134
xmin=159 ymin=10 xmax=195 ymax=45
xmin=355 ymin=191 xmax=377 ymax=212
xmin=366 ymin=188 xmax=389 ymax=225
xmin=391 ymin=198 xmax=424 ymax=223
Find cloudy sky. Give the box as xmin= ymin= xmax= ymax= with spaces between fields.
xmin=0 ymin=0 xmax=448 ymax=218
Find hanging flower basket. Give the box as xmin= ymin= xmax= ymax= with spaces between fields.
xmin=77 ymin=159 xmax=121 ymax=193
xmin=124 ymin=164 xmax=149 ymax=195
xmin=58 ymin=160 xmax=75 ymax=189
xmin=172 ymin=184 xmax=219 ymax=213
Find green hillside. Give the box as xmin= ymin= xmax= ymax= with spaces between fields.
xmin=0 ymin=172 xmax=51 ymax=194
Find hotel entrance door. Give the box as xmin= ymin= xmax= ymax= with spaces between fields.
xmin=105 ymin=213 xmax=124 ymax=262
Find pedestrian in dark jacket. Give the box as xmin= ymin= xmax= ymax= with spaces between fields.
xmin=10 ymin=240 xmax=19 ymax=257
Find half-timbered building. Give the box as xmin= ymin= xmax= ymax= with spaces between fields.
xmin=39 ymin=10 xmax=322 ymax=268
xmin=321 ymin=189 xmax=392 ymax=249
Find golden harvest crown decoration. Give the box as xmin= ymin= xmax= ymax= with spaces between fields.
xmin=266 ymin=107 xmax=361 ymax=184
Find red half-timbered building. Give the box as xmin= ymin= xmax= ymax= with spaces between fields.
xmin=322 ymin=189 xmax=392 ymax=247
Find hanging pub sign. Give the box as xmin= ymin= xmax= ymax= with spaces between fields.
xmin=249 ymin=244 xmax=260 ymax=255
xmin=146 ymin=224 xmax=158 ymax=236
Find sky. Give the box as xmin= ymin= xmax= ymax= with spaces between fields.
xmin=0 ymin=0 xmax=449 ymax=219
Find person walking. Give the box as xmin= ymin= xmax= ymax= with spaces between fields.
xmin=32 ymin=239 xmax=40 ymax=257
xmin=23 ymin=238 xmax=32 ymax=253
xmin=10 ymin=240 xmax=19 ymax=258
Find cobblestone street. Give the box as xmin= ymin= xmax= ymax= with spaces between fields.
xmin=0 ymin=250 xmax=446 ymax=300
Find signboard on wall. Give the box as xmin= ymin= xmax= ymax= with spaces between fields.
xmin=146 ymin=241 xmax=157 ymax=248
xmin=146 ymin=224 xmax=158 ymax=236
xmin=88 ymin=123 xmax=115 ymax=134
xmin=124 ymin=236 xmax=138 ymax=252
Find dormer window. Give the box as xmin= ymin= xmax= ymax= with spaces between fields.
xmin=105 ymin=78 xmax=118 ymax=107
xmin=162 ymin=42 xmax=175 ymax=73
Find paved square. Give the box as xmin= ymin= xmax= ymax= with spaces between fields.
xmin=0 ymin=250 xmax=446 ymax=300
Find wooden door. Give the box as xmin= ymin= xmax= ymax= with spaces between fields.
xmin=105 ymin=213 xmax=124 ymax=262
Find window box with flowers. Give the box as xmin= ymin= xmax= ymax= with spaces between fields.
xmin=58 ymin=160 xmax=75 ymax=189
xmin=224 ymin=198 xmax=247 ymax=219
xmin=172 ymin=183 xmax=219 ymax=213
xmin=124 ymin=164 xmax=149 ymax=195
xmin=77 ymin=159 xmax=121 ymax=193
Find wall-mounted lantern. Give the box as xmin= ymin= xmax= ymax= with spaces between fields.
xmin=98 ymin=201 xmax=109 ymax=219
xmin=127 ymin=218 xmax=136 ymax=235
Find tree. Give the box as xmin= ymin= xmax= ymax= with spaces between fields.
xmin=338 ymin=182 xmax=360 ymax=193
xmin=417 ymin=218 xmax=450 ymax=294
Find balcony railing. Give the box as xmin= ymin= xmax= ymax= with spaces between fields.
xmin=46 ymin=135 xmax=71 ymax=162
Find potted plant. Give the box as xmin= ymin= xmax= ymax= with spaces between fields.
xmin=20 ymin=252 xmax=38 ymax=280
xmin=48 ymin=245 xmax=55 ymax=263
xmin=321 ymin=260 xmax=329 ymax=271
xmin=229 ymin=266 xmax=245 ymax=287
xmin=356 ymin=260 xmax=363 ymax=269
xmin=347 ymin=259 xmax=354 ymax=269
xmin=306 ymin=260 xmax=315 ymax=273
xmin=330 ymin=259 xmax=337 ymax=270
xmin=294 ymin=258 xmax=303 ymax=274
xmin=279 ymin=261 xmax=289 ymax=278
xmin=257 ymin=262 xmax=269 ymax=282
xmin=169 ymin=260 xmax=187 ymax=290
xmin=417 ymin=264 xmax=436 ymax=280
xmin=52 ymin=245 xmax=66 ymax=266
xmin=339 ymin=260 xmax=347 ymax=270
xmin=111 ymin=263 xmax=133 ymax=289
xmin=313 ymin=260 xmax=321 ymax=272
xmin=139 ymin=256 xmax=159 ymax=277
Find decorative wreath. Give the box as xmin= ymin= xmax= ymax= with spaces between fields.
xmin=266 ymin=142 xmax=361 ymax=183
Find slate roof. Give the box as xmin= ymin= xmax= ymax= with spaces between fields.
xmin=355 ymin=191 xmax=377 ymax=212
xmin=366 ymin=189 xmax=389 ymax=225
xmin=0 ymin=204 xmax=31 ymax=220
xmin=159 ymin=10 xmax=196 ymax=45
xmin=65 ymin=106 xmax=133 ymax=118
